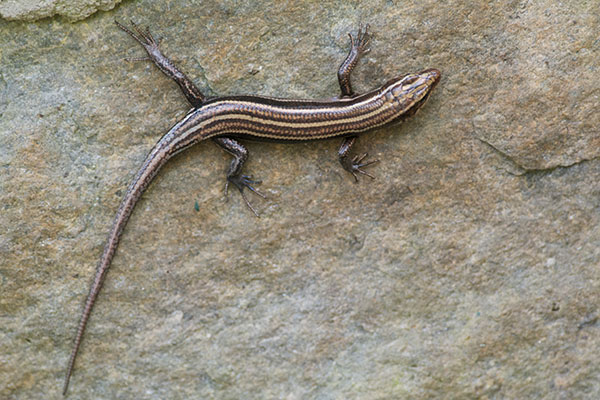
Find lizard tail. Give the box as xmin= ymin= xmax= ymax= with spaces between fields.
xmin=63 ymin=129 xmax=181 ymax=395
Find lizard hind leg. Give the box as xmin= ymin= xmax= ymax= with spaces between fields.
xmin=115 ymin=20 xmax=206 ymax=107
xmin=213 ymin=137 xmax=266 ymax=217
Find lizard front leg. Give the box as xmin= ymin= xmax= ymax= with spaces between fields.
xmin=337 ymin=24 xmax=371 ymax=98
xmin=338 ymin=136 xmax=379 ymax=182
xmin=336 ymin=26 xmax=378 ymax=180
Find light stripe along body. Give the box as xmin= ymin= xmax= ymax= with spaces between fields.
xmin=161 ymin=70 xmax=440 ymax=155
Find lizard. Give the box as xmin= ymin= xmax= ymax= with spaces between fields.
xmin=63 ymin=20 xmax=441 ymax=395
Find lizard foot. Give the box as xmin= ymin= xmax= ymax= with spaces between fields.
xmin=225 ymin=174 xmax=266 ymax=217
xmin=343 ymin=152 xmax=379 ymax=182
xmin=349 ymin=23 xmax=371 ymax=56
xmin=115 ymin=20 xmax=161 ymax=53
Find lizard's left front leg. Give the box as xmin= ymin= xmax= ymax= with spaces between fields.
xmin=337 ymin=24 xmax=371 ymax=97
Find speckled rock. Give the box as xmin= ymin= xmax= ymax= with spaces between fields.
xmin=2 ymin=1 xmax=600 ymax=399
xmin=0 ymin=0 xmax=122 ymax=21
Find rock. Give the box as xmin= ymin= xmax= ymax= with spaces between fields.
xmin=0 ymin=0 xmax=122 ymax=22
xmin=1 ymin=1 xmax=599 ymax=398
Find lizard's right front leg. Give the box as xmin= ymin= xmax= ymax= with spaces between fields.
xmin=115 ymin=20 xmax=206 ymax=107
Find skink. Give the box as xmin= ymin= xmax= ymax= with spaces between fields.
xmin=63 ymin=20 xmax=441 ymax=394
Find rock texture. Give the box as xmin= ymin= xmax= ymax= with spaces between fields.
xmin=1 ymin=1 xmax=599 ymax=399
xmin=0 ymin=0 xmax=121 ymax=22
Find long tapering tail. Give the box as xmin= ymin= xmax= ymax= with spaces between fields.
xmin=63 ymin=140 xmax=173 ymax=395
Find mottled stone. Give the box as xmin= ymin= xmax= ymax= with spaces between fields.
xmin=2 ymin=1 xmax=600 ymax=399
xmin=0 ymin=0 xmax=122 ymax=22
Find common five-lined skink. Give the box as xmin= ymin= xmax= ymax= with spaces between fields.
xmin=63 ymin=20 xmax=441 ymax=394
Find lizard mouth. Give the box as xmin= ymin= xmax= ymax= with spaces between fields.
xmin=416 ymin=68 xmax=441 ymax=105
xmin=422 ymin=68 xmax=441 ymax=88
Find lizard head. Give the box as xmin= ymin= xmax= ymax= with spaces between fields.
xmin=386 ymin=68 xmax=441 ymax=118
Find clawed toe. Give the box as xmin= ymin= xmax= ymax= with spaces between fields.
xmin=352 ymin=23 xmax=371 ymax=54
xmin=115 ymin=19 xmax=160 ymax=51
xmin=347 ymin=152 xmax=379 ymax=182
xmin=225 ymin=174 xmax=266 ymax=216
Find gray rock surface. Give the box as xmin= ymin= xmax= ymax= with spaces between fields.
xmin=1 ymin=1 xmax=599 ymax=399
xmin=0 ymin=0 xmax=121 ymax=21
